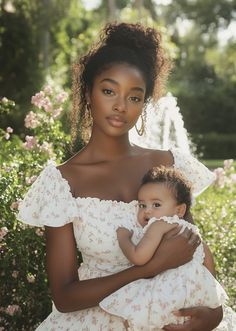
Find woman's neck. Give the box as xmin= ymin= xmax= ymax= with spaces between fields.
xmin=85 ymin=131 xmax=134 ymax=162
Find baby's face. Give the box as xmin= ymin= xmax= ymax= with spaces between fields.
xmin=137 ymin=182 xmax=179 ymax=227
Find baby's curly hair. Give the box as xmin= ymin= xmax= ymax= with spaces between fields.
xmin=71 ymin=22 xmax=171 ymax=147
xmin=141 ymin=166 xmax=192 ymax=216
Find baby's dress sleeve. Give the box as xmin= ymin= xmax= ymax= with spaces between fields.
xmin=17 ymin=163 xmax=78 ymax=227
xmin=170 ymin=148 xmax=216 ymax=197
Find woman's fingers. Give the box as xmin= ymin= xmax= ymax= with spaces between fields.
xmin=187 ymin=231 xmax=201 ymax=247
xmin=162 ymin=225 xmax=182 ymax=240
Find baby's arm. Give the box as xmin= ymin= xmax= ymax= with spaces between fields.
xmin=117 ymin=220 xmax=178 ymax=265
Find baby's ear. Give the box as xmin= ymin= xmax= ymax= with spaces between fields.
xmin=176 ymin=203 xmax=186 ymax=218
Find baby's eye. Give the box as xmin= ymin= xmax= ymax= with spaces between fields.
xmin=129 ymin=96 xmax=142 ymax=103
xmin=138 ymin=203 xmax=146 ymax=209
xmin=153 ymin=203 xmax=161 ymax=208
xmin=102 ymin=89 xmax=114 ymax=96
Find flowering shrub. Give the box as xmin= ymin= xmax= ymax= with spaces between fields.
xmin=193 ymin=160 xmax=236 ymax=310
xmin=0 ymin=88 xmax=70 ymax=330
xmin=0 ymin=90 xmax=235 ymax=329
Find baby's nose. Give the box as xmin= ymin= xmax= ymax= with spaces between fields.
xmin=144 ymin=207 xmax=152 ymax=214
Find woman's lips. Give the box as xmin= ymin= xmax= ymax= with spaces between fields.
xmin=106 ymin=115 xmax=126 ymax=128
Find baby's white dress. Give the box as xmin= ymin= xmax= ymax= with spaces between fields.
xmin=99 ymin=215 xmax=228 ymax=330
xmin=18 ymin=148 xmax=236 ymax=330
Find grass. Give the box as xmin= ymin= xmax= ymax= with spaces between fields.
xmin=201 ymin=159 xmax=236 ymax=170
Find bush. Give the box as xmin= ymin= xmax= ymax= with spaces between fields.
xmin=192 ymin=132 xmax=236 ymax=159
xmin=193 ymin=160 xmax=236 ymax=310
xmin=0 ymin=87 xmax=70 ymax=330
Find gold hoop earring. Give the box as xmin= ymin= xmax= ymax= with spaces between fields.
xmin=84 ymin=103 xmax=93 ymax=128
xmin=135 ymin=111 xmax=146 ymax=136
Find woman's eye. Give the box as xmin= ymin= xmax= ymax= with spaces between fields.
xmin=130 ymin=96 xmax=141 ymax=103
xmin=138 ymin=203 xmax=146 ymax=209
xmin=102 ymin=89 xmax=114 ymax=96
xmin=153 ymin=203 xmax=161 ymax=208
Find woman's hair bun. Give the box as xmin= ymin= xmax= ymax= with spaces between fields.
xmin=104 ymin=22 xmax=160 ymax=53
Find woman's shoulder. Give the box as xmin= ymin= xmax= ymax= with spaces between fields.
xmin=131 ymin=145 xmax=174 ymax=167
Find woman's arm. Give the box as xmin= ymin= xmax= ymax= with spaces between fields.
xmin=117 ymin=221 xmax=177 ymax=265
xmin=202 ymin=242 xmax=216 ymax=276
xmin=45 ymin=223 xmax=199 ymax=312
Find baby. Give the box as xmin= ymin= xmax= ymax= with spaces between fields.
xmin=100 ymin=166 xmax=228 ymax=331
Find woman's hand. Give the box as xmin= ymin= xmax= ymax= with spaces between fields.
xmin=163 ymin=305 xmax=223 ymax=331
xmin=140 ymin=226 xmax=200 ymax=278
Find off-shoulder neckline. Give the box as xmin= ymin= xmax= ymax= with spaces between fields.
xmin=46 ymin=163 xmax=138 ymax=206
xmin=45 ymin=148 xmax=177 ymax=205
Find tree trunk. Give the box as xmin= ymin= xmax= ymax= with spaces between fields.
xmin=134 ymin=0 xmax=144 ymax=20
xmin=108 ymin=0 xmax=117 ymax=21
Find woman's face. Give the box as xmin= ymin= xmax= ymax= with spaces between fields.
xmin=87 ymin=63 xmax=146 ymax=137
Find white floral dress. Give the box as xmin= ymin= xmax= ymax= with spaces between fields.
xmin=18 ymin=148 xmax=236 ymax=331
xmin=99 ymin=215 xmax=228 ymax=330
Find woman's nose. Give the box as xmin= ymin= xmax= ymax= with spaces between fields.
xmin=113 ymin=97 xmax=126 ymax=112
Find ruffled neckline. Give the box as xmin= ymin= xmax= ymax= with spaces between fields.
xmin=47 ymin=162 xmax=138 ymax=206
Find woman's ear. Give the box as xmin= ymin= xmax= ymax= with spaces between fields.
xmin=176 ymin=203 xmax=186 ymax=218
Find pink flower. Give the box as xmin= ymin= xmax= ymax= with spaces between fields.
xmin=224 ymin=159 xmax=234 ymax=171
xmin=0 ymin=227 xmax=8 ymax=241
xmin=27 ymin=274 xmax=35 ymax=283
xmin=40 ymin=141 xmax=53 ymax=156
xmin=24 ymin=111 xmax=40 ymax=129
xmin=23 ymin=135 xmax=38 ymax=150
xmin=52 ymin=107 xmax=63 ymax=118
xmin=35 ymin=228 xmax=44 ymax=237
xmin=4 ymin=132 xmax=10 ymax=140
xmin=5 ymin=304 xmax=20 ymax=316
xmin=25 ymin=175 xmax=37 ymax=185
xmin=214 ymin=167 xmax=225 ymax=188
xmin=56 ymin=91 xmax=68 ymax=103
xmin=230 ymin=173 xmax=236 ymax=184
xmin=12 ymin=271 xmax=19 ymax=279
xmin=2 ymin=97 xmax=9 ymax=103
xmin=10 ymin=200 xmax=20 ymax=210
xmin=43 ymin=85 xmax=53 ymax=95
xmin=6 ymin=127 xmax=13 ymax=133
xmin=31 ymin=91 xmax=45 ymax=108
xmin=42 ymin=97 xmax=52 ymax=113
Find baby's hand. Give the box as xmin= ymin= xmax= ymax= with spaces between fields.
xmin=116 ymin=227 xmax=133 ymax=240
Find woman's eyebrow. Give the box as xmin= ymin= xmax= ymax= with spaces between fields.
xmin=100 ymin=78 xmax=145 ymax=93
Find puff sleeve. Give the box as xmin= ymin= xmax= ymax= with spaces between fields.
xmin=170 ymin=148 xmax=216 ymax=197
xmin=17 ymin=163 xmax=78 ymax=227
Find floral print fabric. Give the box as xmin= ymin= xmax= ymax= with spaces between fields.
xmin=99 ymin=216 xmax=228 ymax=330
xmin=18 ymin=149 xmax=235 ymax=330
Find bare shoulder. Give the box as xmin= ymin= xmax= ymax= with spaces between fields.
xmin=56 ymin=152 xmax=86 ymax=196
xmin=132 ymin=145 xmax=174 ymax=167
xmin=57 ymin=153 xmax=80 ymax=177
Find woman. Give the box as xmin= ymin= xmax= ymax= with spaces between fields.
xmin=18 ymin=22 xmax=223 ymax=330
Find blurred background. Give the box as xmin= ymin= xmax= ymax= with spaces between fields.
xmin=0 ymin=0 xmax=236 ymax=161
xmin=0 ymin=2 xmax=236 ymax=330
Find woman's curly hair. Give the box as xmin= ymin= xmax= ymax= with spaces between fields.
xmin=71 ymin=22 xmax=171 ymax=147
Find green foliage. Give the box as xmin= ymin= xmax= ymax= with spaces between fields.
xmin=193 ymin=161 xmax=236 ymax=310
xmin=0 ymin=87 xmax=70 ymax=330
xmin=193 ymin=133 xmax=236 ymax=159
xmin=0 ymin=0 xmax=97 ymax=133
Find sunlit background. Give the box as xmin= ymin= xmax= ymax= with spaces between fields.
xmin=0 ymin=1 xmax=236 ymax=330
